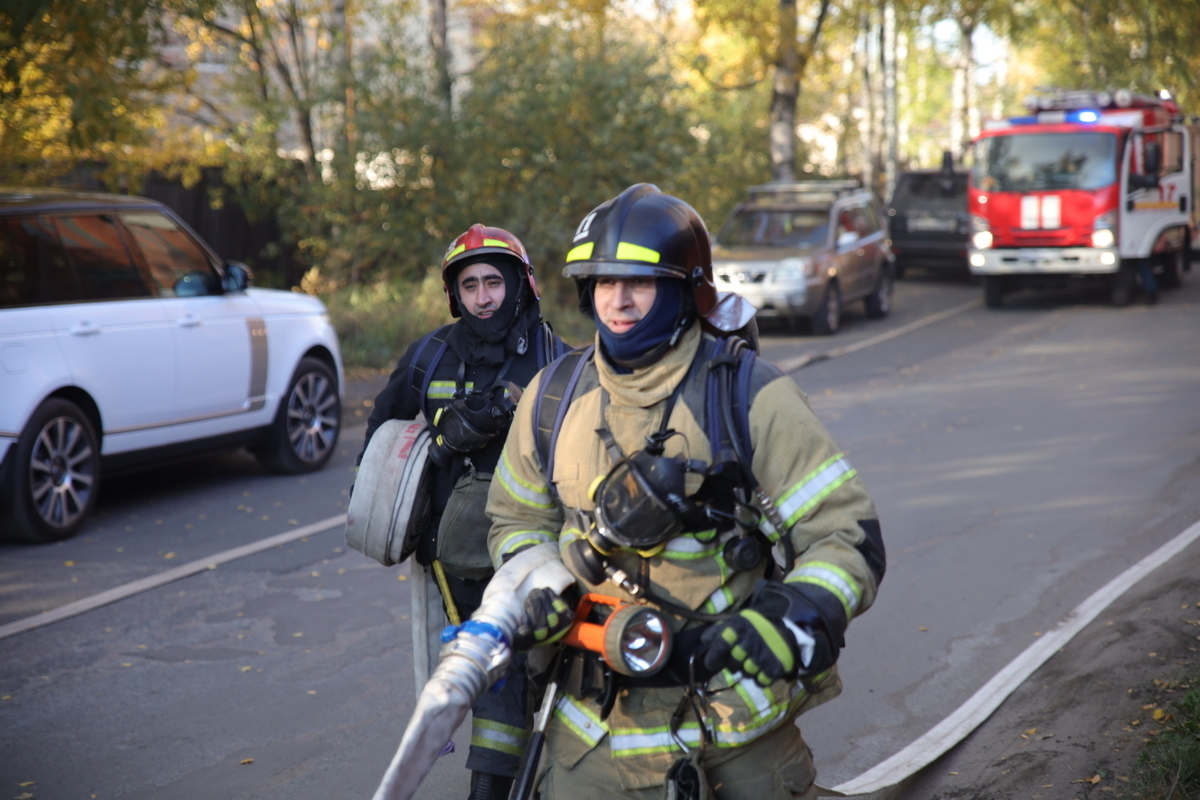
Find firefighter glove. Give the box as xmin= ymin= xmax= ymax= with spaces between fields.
xmin=513 ymin=587 xmax=575 ymax=650
xmin=700 ymin=608 xmax=807 ymax=687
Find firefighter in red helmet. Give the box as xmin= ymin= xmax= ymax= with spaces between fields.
xmin=360 ymin=224 xmax=571 ymax=800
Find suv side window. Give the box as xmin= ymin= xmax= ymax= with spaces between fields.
xmin=52 ymin=214 xmax=151 ymax=300
xmin=0 ymin=215 xmax=81 ymax=307
xmin=835 ymin=207 xmax=858 ymax=246
xmin=121 ymin=211 xmax=219 ymax=297
xmin=849 ymin=204 xmax=879 ymax=236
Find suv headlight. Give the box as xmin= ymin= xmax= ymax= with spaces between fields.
xmin=1091 ymin=212 xmax=1116 ymax=248
xmin=774 ymin=257 xmax=808 ymax=282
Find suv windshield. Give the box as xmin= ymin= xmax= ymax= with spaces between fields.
xmin=717 ymin=208 xmax=829 ymax=247
xmin=974 ymin=131 xmax=1118 ymax=192
xmin=893 ymin=173 xmax=967 ymax=210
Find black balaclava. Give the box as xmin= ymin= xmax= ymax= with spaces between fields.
xmin=447 ymin=255 xmax=540 ymax=368
xmin=593 ymin=277 xmax=695 ymax=372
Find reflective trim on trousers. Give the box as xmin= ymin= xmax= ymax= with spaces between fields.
xmin=471 ymin=718 xmax=529 ymax=757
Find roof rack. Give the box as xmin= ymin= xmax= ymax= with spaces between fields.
xmin=745 ymin=180 xmax=864 ymax=205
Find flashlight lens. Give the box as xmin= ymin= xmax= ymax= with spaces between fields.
xmin=621 ymin=610 xmax=669 ymax=674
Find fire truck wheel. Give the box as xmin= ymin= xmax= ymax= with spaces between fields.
xmin=1109 ymin=266 xmax=1133 ymax=307
xmin=1159 ymin=249 xmax=1183 ymax=289
xmin=983 ymin=276 xmax=1007 ymax=309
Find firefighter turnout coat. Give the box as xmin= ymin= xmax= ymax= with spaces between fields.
xmin=486 ymin=322 xmax=884 ymax=792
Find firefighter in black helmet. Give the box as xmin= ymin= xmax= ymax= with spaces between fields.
xmin=487 ymin=185 xmax=885 ymax=798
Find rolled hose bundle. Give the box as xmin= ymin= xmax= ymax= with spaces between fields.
xmin=371 ymin=543 xmax=576 ymax=800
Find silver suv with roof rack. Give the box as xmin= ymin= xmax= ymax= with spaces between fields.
xmin=711 ymin=180 xmax=894 ymax=334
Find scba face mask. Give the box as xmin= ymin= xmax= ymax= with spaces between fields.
xmin=434 ymin=386 xmax=517 ymax=453
xmin=589 ymin=431 xmax=711 ymax=552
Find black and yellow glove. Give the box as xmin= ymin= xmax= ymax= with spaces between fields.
xmin=700 ymin=608 xmax=800 ymax=687
xmin=701 ymin=580 xmax=839 ymax=687
xmin=513 ymin=587 xmax=575 ymax=650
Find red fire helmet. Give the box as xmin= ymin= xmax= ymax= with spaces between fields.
xmin=441 ymin=224 xmax=539 ymax=318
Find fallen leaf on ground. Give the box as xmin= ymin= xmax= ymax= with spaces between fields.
xmin=240 ymin=759 xmax=254 ymax=765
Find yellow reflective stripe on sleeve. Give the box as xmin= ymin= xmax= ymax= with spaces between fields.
xmin=482 ymin=238 xmax=513 ymax=249
xmin=615 ymin=242 xmax=660 ymax=263
xmin=777 ymin=456 xmax=857 ymax=528
xmin=553 ymin=695 xmax=607 ymax=747
xmin=497 ymin=451 xmax=555 ymax=510
xmin=471 ymin=718 xmax=528 ymax=757
xmin=702 ymin=584 xmax=736 ymax=614
xmin=785 ymin=561 xmax=861 ymax=618
xmin=566 ymin=242 xmax=594 ymax=262
xmin=494 ymin=530 xmax=556 ymax=567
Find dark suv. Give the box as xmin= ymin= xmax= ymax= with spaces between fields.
xmin=886 ymin=163 xmax=969 ymax=277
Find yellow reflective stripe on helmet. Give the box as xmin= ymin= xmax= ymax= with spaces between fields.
xmin=566 ymin=242 xmax=595 ymax=262
xmin=482 ymin=238 xmax=513 ymax=249
xmin=785 ymin=560 xmax=861 ymax=619
xmin=553 ymin=695 xmax=607 ymax=747
xmin=471 ymin=718 xmax=528 ymax=757
xmin=446 ymin=243 xmax=467 ymax=260
xmin=777 ymin=455 xmax=857 ymax=528
xmin=615 ymin=242 xmax=660 ymax=263
xmin=494 ymin=530 xmax=556 ymax=568
xmin=497 ymin=451 xmax=555 ymax=510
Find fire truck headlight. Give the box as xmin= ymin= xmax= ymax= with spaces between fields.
xmin=970 ymin=253 xmax=987 ymax=268
xmin=972 ymin=230 xmax=994 ymax=250
xmin=1091 ymin=228 xmax=1115 ymax=249
xmin=1100 ymin=252 xmax=1117 ymax=266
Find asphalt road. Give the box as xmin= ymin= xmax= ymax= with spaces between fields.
xmin=2 ymin=269 xmax=1198 ymax=800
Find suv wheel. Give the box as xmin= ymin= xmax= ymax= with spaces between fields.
xmin=811 ymin=281 xmax=841 ymax=335
xmin=257 ymin=357 xmax=341 ymax=474
xmin=1 ymin=399 xmax=100 ymax=543
xmin=864 ymin=266 xmax=894 ymax=318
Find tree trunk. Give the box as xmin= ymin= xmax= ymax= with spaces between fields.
xmin=954 ymin=16 xmax=976 ymax=162
xmin=769 ymin=0 xmax=799 ymax=181
xmin=883 ymin=0 xmax=897 ymax=201
xmin=430 ymin=0 xmax=451 ymax=116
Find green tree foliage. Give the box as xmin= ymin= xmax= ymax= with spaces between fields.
xmin=0 ymin=0 xmax=216 ymax=184
xmin=1015 ymin=0 xmax=1199 ymax=111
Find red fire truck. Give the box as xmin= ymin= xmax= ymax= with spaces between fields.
xmin=968 ymin=89 xmax=1200 ymax=306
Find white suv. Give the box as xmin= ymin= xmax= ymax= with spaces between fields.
xmin=0 ymin=190 xmax=344 ymax=543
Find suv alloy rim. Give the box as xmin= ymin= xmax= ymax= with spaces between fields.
xmin=286 ymin=371 xmax=339 ymax=464
xmin=31 ymin=416 xmax=95 ymax=530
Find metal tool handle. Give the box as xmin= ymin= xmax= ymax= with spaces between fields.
xmin=510 ymin=652 xmax=566 ymax=800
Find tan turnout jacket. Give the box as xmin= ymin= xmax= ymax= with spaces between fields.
xmin=486 ymin=322 xmax=882 ymax=791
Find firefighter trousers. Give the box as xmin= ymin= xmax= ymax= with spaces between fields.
xmin=535 ymin=715 xmax=818 ymax=800
xmin=441 ymin=569 xmax=531 ymax=778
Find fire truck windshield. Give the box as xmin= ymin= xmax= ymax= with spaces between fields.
xmin=973 ymin=131 xmax=1118 ymax=192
